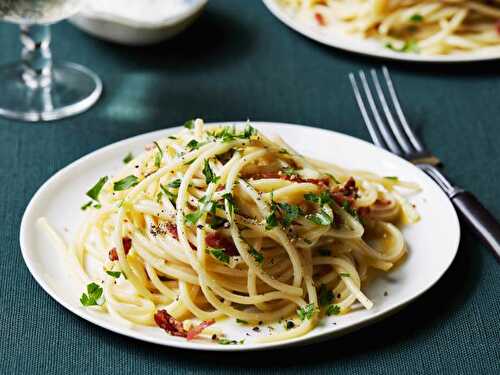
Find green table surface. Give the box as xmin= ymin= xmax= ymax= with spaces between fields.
xmin=1 ymin=1 xmax=499 ymax=374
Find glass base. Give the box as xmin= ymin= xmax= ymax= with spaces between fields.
xmin=0 ymin=62 xmax=102 ymax=122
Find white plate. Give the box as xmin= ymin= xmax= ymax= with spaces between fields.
xmin=20 ymin=122 xmax=460 ymax=351
xmin=262 ymin=0 xmax=500 ymax=63
xmin=70 ymin=0 xmax=207 ymax=46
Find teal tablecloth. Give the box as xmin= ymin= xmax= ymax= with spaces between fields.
xmin=0 ymin=1 xmax=499 ymax=374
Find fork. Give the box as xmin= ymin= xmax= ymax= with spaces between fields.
xmin=349 ymin=66 xmax=500 ymax=261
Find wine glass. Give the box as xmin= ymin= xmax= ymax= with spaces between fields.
xmin=0 ymin=0 xmax=102 ymax=122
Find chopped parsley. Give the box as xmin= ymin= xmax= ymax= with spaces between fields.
xmin=168 ymin=179 xmax=182 ymax=188
xmin=154 ymin=141 xmax=163 ymax=168
xmin=341 ymin=200 xmax=360 ymax=222
xmin=186 ymin=139 xmax=202 ymax=151
xmin=319 ymin=285 xmax=334 ymax=306
xmin=184 ymin=119 xmax=195 ymax=129
xmin=304 ymin=191 xmax=332 ymax=205
xmin=217 ymin=338 xmax=244 ymax=345
xmin=326 ymin=304 xmax=341 ymax=316
xmin=202 ymin=159 xmax=220 ymax=185
xmin=105 ymin=270 xmax=122 ymax=278
xmin=86 ymin=176 xmax=108 ymax=201
xmin=210 ymin=248 xmax=230 ymax=264
xmin=81 ymin=201 xmax=93 ymax=211
xmin=385 ymin=40 xmax=419 ymax=53
xmin=168 ymin=135 xmax=177 ymax=140
xmin=249 ymin=248 xmax=264 ymax=264
xmin=113 ymin=175 xmax=139 ymax=191
xmin=80 ymin=282 xmax=104 ymax=307
xmin=409 ymin=14 xmax=423 ymax=22
xmin=384 ymin=176 xmax=399 ymax=181
xmin=185 ymin=195 xmax=214 ymax=225
xmin=282 ymin=167 xmax=297 ymax=176
xmin=208 ymin=125 xmax=256 ymax=143
xmin=265 ymin=212 xmax=278 ymax=230
xmin=306 ymin=209 xmax=333 ymax=226
xmin=278 ymin=148 xmax=289 ymax=154
xmin=297 ymin=303 xmax=316 ymax=321
xmin=122 ymin=152 xmax=133 ymax=164
xmin=339 ymin=272 xmax=351 ymax=277
xmin=236 ymin=318 xmax=248 ymax=324
xmin=160 ymin=184 xmax=177 ymax=207
xmin=278 ymin=202 xmax=301 ymax=227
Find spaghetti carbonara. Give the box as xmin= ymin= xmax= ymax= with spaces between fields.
xmin=40 ymin=119 xmax=420 ymax=344
xmin=279 ymin=0 xmax=500 ymax=56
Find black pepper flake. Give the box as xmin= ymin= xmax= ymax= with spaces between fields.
xmin=384 ymin=291 xmax=388 ymax=296
xmin=286 ymin=321 xmax=295 ymax=329
xmin=197 ymin=224 xmax=204 ymax=230
xmin=258 ymin=321 xmax=263 ymax=325
xmin=252 ymin=327 xmax=260 ymax=332
xmin=337 ymin=293 xmax=341 ymax=298
xmin=211 ymin=334 xmax=217 ymax=340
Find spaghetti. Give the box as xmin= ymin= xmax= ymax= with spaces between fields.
xmin=40 ymin=119 xmax=420 ymax=344
xmin=279 ymin=0 xmax=500 ymax=56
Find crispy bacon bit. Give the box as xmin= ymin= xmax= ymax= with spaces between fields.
xmin=315 ymin=12 xmax=326 ymax=26
xmin=358 ymin=207 xmax=370 ymax=217
xmin=154 ymin=310 xmax=187 ymax=337
xmin=206 ymin=232 xmax=239 ymax=256
xmin=186 ymin=319 xmax=215 ymax=341
xmin=166 ymin=223 xmax=179 ymax=240
xmin=108 ymin=237 xmax=132 ymax=261
xmin=331 ymin=177 xmax=359 ymax=205
xmin=375 ymin=198 xmax=391 ymax=206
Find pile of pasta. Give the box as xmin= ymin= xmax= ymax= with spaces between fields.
xmin=41 ymin=119 xmax=420 ymax=343
xmin=280 ymin=0 xmax=500 ymax=55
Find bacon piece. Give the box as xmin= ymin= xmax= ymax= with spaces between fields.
xmin=108 ymin=237 xmax=132 ymax=261
xmin=165 ymin=223 xmax=179 ymax=240
xmin=186 ymin=319 xmax=215 ymax=341
xmin=357 ymin=207 xmax=370 ymax=217
xmin=154 ymin=310 xmax=187 ymax=337
xmin=206 ymin=232 xmax=239 ymax=256
xmin=374 ymin=198 xmax=391 ymax=206
xmin=315 ymin=12 xmax=326 ymax=26
xmin=331 ymin=177 xmax=358 ymax=205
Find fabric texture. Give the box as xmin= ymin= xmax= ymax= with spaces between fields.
xmin=0 ymin=1 xmax=499 ymax=374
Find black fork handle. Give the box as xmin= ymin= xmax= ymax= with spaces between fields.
xmin=452 ymin=191 xmax=500 ymax=261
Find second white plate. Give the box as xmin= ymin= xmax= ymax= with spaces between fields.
xmin=263 ymin=0 xmax=500 ymax=63
xmin=20 ymin=122 xmax=460 ymax=351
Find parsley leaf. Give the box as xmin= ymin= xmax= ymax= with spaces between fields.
xmin=278 ymin=202 xmax=301 ymax=227
xmin=185 ymin=195 xmax=214 ymax=225
xmin=208 ymin=125 xmax=256 ymax=143
xmin=168 ymin=136 xmax=177 ymax=140
xmin=409 ymin=14 xmax=423 ymax=22
xmin=297 ymin=303 xmax=315 ymax=321
xmin=105 ymin=270 xmax=122 ymax=278
xmin=282 ymin=167 xmax=297 ymax=176
xmin=236 ymin=318 xmax=248 ymax=324
xmin=203 ymin=159 xmax=220 ymax=185
xmin=326 ymin=304 xmax=341 ymax=316
xmin=186 ymin=139 xmax=201 ymax=151
xmin=385 ymin=40 xmax=419 ymax=53
xmin=80 ymin=282 xmax=104 ymax=307
xmin=306 ymin=209 xmax=333 ymax=226
xmin=265 ymin=212 xmax=278 ymax=230
xmin=168 ymin=179 xmax=182 ymax=188
xmin=217 ymin=338 xmax=244 ymax=345
xmin=249 ymin=248 xmax=264 ymax=264
xmin=184 ymin=119 xmax=195 ymax=129
xmin=123 ymin=152 xmax=133 ymax=164
xmin=304 ymin=191 xmax=332 ymax=206
xmin=81 ymin=201 xmax=93 ymax=211
xmin=113 ymin=175 xmax=139 ymax=191
xmin=86 ymin=176 xmax=108 ymax=201
xmin=319 ymin=285 xmax=334 ymax=306
xmin=384 ymin=176 xmax=399 ymax=181
xmin=154 ymin=141 xmax=163 ymax=168
xmin=341 ymin=200 xmax=360 ymax=222
xmin=339 ymin=272 xmax=351 ymax=277
xmin=160 ymin=184 xmax=177 ymax=207
xmin=210 ymin=248 xmax=230 ymax=264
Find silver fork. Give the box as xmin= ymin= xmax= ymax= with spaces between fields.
xmin=349 ymin=66 xmax=500 ymax=261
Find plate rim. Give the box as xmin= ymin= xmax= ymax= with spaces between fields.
xmin=19 ymin=121 xmax=461 ymax=351
xmin=262 ymin=0 xmax=500 ymax=63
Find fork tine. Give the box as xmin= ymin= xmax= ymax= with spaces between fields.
xmin=358 ymin=70 xmax=403 ymax=155
xmin=348 ymin=73 xmax=385 ymax=148
xmin=381 ymin=66 xmax=426 ymax=153
xmin=370 ymin=69 xmax=415 ymax=155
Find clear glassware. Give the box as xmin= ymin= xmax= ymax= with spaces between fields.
xmin=0 ymin=0 xmax=102 ymax=122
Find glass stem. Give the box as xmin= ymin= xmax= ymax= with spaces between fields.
xmin=20 ymin=24 xmax=52 ymax=89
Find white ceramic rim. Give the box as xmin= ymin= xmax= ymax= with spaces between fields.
xmin=262 ymin=0 xmax=500 ymax=63
xmin=19 ymin=122 xmax=460 ymax=351
xmin=77 ymin=0 xmax=208 ymax=29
